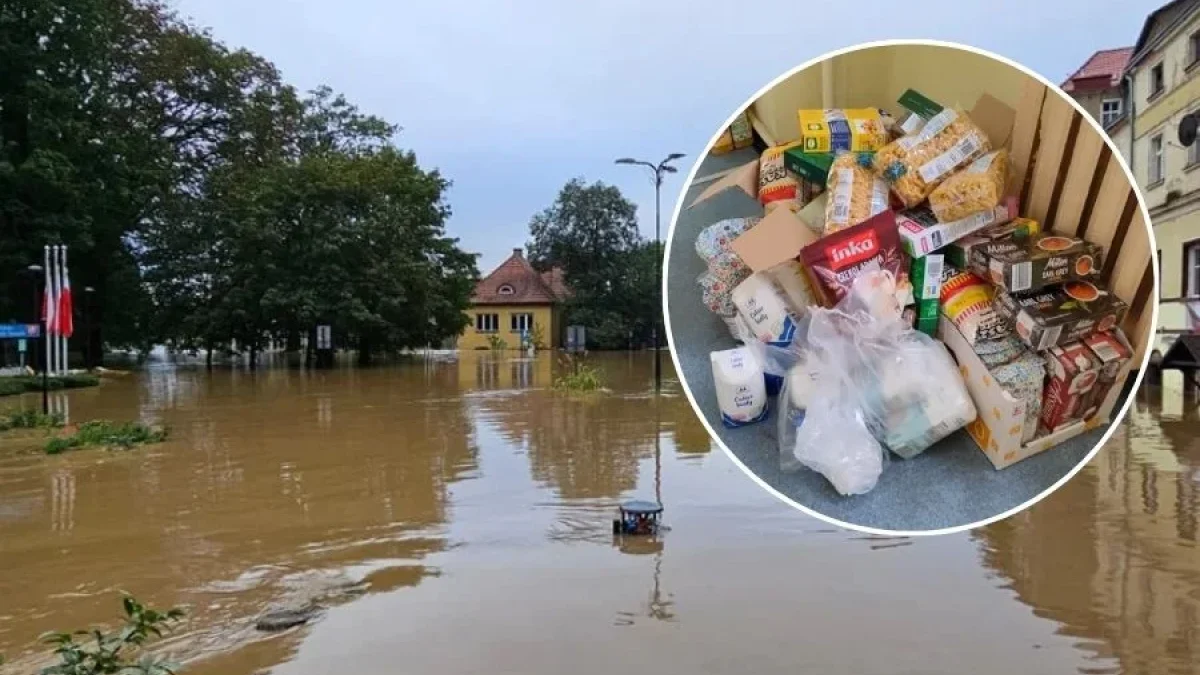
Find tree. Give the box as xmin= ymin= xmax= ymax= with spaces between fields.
xmin=526 ymin=179 xmax=659 ymax=349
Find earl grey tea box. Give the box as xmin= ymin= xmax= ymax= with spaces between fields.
xmin=993 ymin=281 xmax=1128 ymax=351
xmin=969 ymin=233 xmax=1102 ymax=293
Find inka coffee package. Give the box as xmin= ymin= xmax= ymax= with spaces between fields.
xmin=969 ymin=233 xmax=1103 ymax=294
xmin=800 ymin=209 xmax=909 ymax=308
xmin=993 ymin=281 xmax=1128 ymax=352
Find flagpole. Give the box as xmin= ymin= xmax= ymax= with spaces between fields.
xmin=44 ymin=245 xmax=53 ymax=377
xmin=52 ymin=246 xmax=61 ymax=375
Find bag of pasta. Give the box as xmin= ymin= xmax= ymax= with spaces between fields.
xmin=823 ymin=152 xmax=891 ymax=235
xmin=873 ymin=107 xmax=992 ymax=209
xmin=928 ymin=149 xmax=1009 ymax=222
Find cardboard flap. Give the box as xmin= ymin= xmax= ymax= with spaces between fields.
xmin=729 ymin=207 xmax=819 ymax=272
xmin=970 ymin=94 xmax=1017 ymax=150
xmin=688 ymin=160 xmax=758 ymax=208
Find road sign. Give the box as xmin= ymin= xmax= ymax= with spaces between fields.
xmin=316 ymin=325 xmax=332 ymax=350
xmin=0 ymin=323 xmax=40 ymax=339
xmin=18 ymin=339 xmax=27 ymax=353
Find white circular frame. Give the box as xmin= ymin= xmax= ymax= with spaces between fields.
xmin=662 ymin=38 xmax=1160 ymax=537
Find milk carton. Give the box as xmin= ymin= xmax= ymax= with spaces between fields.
xmin=711 ymin=347 xmax=768 ymax=428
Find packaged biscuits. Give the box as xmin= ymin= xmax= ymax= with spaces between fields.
xmin=928 ymin=149 xmax=1009 ymax=223
xmin=940 ymin=269 xmax=1011 ymax=345
xmin=823 ymin=152 xmax=891 ymax=235
xmin=758 ymin=142 xmax=803 ymax=207
xmin=874 ymin=107 xmax=992 ymax=208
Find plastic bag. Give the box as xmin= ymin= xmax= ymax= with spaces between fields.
xmin=874 ymin=107 xmax=992 ymax=208
xmin=823 ymin=152 xmax=891 ymax=235
xmin=744 ymin=271 xmax=977 ymax=495
xmin=928 ymin=149 xmax=1009 ymax=223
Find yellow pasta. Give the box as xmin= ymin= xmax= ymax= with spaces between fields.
xmin=873 ymin=107 xmax=992 ymax=208
xmin=823 ymin=152 xmax=891 ymax=236
xmin=928 ymin=149 xmax=1009 ymax=222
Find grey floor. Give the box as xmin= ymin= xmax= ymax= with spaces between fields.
xmin=666 ymin=148 xmax=1107 ymax=532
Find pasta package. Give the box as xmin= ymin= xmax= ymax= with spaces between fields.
xmin=758 ymin=142 xmax=803 ymax=206
xmin=823 ymin=153 xmax=891 ymax=235
xmin=929 ymin=150 xmax=1010 ymax=222
xmin=798 ymin=109 xmax=890 ymax=153
xmin=874 ymin=107 xmax=992 ymax=208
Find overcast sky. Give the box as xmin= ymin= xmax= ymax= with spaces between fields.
xmin=174 ymin=0 xmax=1160 ymax=273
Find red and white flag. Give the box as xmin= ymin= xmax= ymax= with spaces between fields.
xmin=58 ymin=247 xmax=73 ymax=338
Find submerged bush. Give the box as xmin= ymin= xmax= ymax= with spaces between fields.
xmin=0 ymin=374 xmax=100 ymax=398
xmin=40 ymin=594 xmax=185 ymax=675
xmin=554 ymin=356 xmax=605 ymax=392
xmin=45 ymin=420 xmax=168 ymax=455
xmin=0 ymin=409 xmax=65 ymax=431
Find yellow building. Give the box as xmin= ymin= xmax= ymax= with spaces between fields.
xmin=456 ymin=248 xmax=568 ymax=351
xmin=1069 ymin=0 xmax=1200 ymax=353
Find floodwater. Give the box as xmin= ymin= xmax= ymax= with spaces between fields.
xmin=0 ymin=352 xmax=1196 ymax=675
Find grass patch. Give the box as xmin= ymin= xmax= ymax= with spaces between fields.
xmin=0 ymin=409 xmax=64 ymax=431
xmin=553 ymin=356 xmax=605 ymax=392
xmin=0 ymin=374 xmax=101 ymax=397
xmin=45 ymin=420 xmax=168 ymax=455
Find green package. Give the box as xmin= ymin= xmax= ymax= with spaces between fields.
xmin=915 ymin=298 xmax=939 ymax=337
xmin=911 ymin=253 xmax=945 ymax=301
xmin=783 ymin=148 xmax=835 ymax=185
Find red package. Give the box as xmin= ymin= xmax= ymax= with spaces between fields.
xmin=1040 ymin=342 xmax=1101 ymax=434
xmin=1078 ymin=330 xmax=1132 ymax=420
xmin=800 ymin=210 xmax=908 ymax=307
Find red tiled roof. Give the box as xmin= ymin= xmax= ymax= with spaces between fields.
xmin=1062 ymin=47 xmax=1133 ymax=92
xmin=472 ymin=248 xmax=568 ymax=305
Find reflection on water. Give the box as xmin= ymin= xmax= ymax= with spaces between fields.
xmin=976 ymin=386 xmax=1200 ymax=675
xmin=0 ymin=353 xmax=1197 ymax=674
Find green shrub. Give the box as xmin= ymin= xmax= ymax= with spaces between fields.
xmin=46 ymin=420 xmax=168 ymax=455
xmin=554 ymin=356 xmax=605 ymax=392
xmin=0 ymin=409 xmax=64 ymax=432
xmin=40 ymin=594 xmax=184 ymax=675
xmin=486 ymin=334 xmax=508 ymax=351
xmin=0 ymin=374 xmax=100 ymax=398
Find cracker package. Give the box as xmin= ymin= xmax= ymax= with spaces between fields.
xmin=970 ymin=233 xmax=1103 ymax=294
xmin=823 ymin=152 xmax=891 ymax=235
xmin=940 ymin=269 xmax=1011 ymax=344
xmin=758 ymin=142 xmax=803 ymax=206
xmin=800 ymin=210 xmax=908 ymax=308
xmin=798 ymin=109 xmax=890 ymax=153
xmin=928 ymin=149 xmax=1009 ymax=223
xmin=874 ymin=107 xmax=992 ymax=208
xmin=993 ymin=281 xmax=1129 ymax=352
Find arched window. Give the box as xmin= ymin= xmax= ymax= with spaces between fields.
xmin=497 ymin=284 xmax=515 ymax=296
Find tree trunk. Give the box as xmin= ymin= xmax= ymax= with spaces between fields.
xmin=287 ymin=327 xmax=301 ymax=352
xmin=357 ymin=334 xmax=371 ymax=366
xmin=249 ymin=342 xmax=259 ymax=371
xmin=205 ymin=337 xmax=214 ymax=371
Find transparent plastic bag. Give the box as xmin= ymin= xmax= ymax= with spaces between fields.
xmin=743 ymin=271 xmax=977 ymax=495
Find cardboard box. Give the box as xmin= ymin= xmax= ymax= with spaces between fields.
xmin=783 ymin=148 xmax=835 ymax=185
xmin=969 ymin=233 xmax=1103 ymax=293
xmin=897 ymin=196 xmax=1019 ymax=258
xmin=993 ymin=282 xmax=1129 ymax=352
xmin=939 ymin=315 xmax=1127 ymax=470
xmin=943 ymin=217 xmax=1040 ymax=269
xmin=687 ymin=159 xmax=759 ymax=209
xmin=798 ymin=109 xmax=889 ymax=153
xmin=729 ymin=206 xmax=821 ymax=273
xmin=1040 ymin=342 xmax=1102 ymax=434
xmin=912 ymin=253 xmax=944 ymax=301
xmin=1079 ymin=330 xmax=1133 ymax=420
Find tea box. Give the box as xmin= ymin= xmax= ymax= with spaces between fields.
xmin=969 ymin=233 xmax=1102 ymax=293
xmin=993 ymin=281 xmax=1128 ymax=352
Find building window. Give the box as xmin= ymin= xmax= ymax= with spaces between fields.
xmin=475 ymin=313 xmax=499 ymax=333
xmin=1100 ymin=98 xmax=1122 ymax=127
xmin=510 ymin=312 xmax=533 ymax=333
xmin=1151 ymin=63 xmax=1165 ymax=98
xmin=1186 ymin=241 xmax=1200 ymax=298
xmin=1149 ymin=134 xmax=1164 ymax=184
xmin=1192 ymin=30 xmax=1200 ymax=68
xmin=1190 ymin=113 xmax=1200 ymax=167
xmin=497 ymin=284 xmax=515 ymax=296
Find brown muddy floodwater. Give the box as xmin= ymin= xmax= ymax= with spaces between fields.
xmin=0 ymin=352 xmax=1197 ymax=675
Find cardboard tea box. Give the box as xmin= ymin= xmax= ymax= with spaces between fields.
xmin=993 ymin=281 xmax=1128 ymax=352
xmin=943 ymin=216 xmax=1040 ymax=269
xmin=1040 ymin=342 xmax=1102 ymax=433
xmin=969 ymin=233 xmax=1102 ymax=293
xmin=1079 ymin=330 xmax=1132 ymax=421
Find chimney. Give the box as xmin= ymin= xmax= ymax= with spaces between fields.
xmin=513 ymin=247 xmax=523 ymax=258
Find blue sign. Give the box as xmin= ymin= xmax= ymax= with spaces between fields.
xmin=0 ymin=323 xmax=40 ymax=339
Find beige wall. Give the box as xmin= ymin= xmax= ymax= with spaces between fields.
xmin=750 ymin=44 xmax=1032 ymax=144
xmin=456 ymin=304 xmax=559 ymax=351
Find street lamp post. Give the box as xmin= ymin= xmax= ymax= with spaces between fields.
xmin=26 ymin=264 xmax=48 ymax=415
xmin=615 ymin=152 xmax=685 ymax=393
